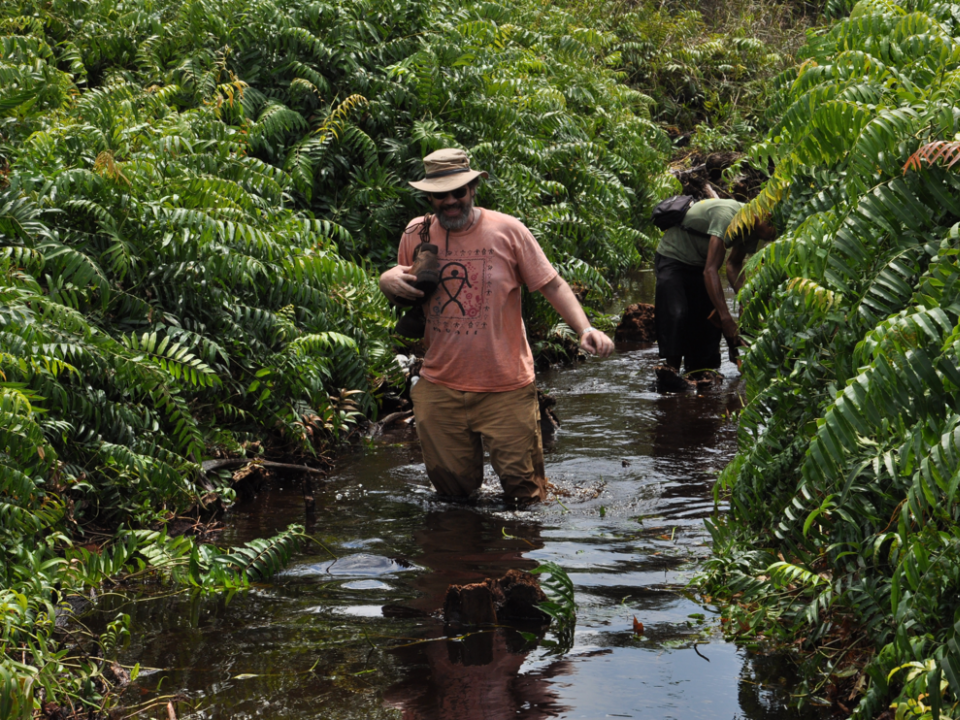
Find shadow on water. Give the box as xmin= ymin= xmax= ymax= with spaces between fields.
xmin=117 ymin=269 xmax=829 ymax=720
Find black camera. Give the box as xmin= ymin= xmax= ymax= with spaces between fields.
xmin=395 ymin=243 xmax=440 ymax=338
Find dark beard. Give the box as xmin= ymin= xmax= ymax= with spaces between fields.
xmin=436 ymin=201 xmax=474 ymax=231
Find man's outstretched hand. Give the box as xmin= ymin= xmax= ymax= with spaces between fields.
xmin=720 ymin=315 xmax=740 ymax=340
xmin=581 ymin=329 xmax=614 ymax=358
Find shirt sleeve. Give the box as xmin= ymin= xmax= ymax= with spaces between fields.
xmin=514 ymin=224 xmax=558 ymax=292
xmin=716 ymin=207 xmax=743 ymax=248
xmin=704 ymin=206 xmax=737 ymax=247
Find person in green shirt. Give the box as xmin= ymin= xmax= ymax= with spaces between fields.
xmin=654 ymin=199 xmax=776 ymax=372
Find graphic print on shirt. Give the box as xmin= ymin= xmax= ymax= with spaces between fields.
xmin=427 ymin=250 xmax=492 ymax=335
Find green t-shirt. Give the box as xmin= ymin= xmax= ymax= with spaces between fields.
xmin=655 ymin=199 xmax=757 ymax=267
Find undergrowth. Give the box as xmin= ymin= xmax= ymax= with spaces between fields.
xmin=604 ymin=0 xmax=817 ymax=140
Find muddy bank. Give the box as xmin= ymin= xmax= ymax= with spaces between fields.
xmin=615 ymin=302 xmax=656 ymax=342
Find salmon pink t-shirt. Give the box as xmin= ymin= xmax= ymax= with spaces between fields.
xmin=398 ymin=209 xmax=557 ymax=392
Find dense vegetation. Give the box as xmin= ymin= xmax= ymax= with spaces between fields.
xmin=0 ymin=0 xmax=727 ymax=712
xmin=611 ymin=0 xmax=810 ymax=145
xmin=701 ymin=0 xmax=960 ymax=716
xmin=0 ymin=0 xmax=832 ymax=710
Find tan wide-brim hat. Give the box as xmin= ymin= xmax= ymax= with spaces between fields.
xmin=409 ymin=148 xmax=489 ymax=192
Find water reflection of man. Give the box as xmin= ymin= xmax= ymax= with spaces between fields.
xmin=651 ymin=386 xmax=744 ymax=511
xmin=383 ymin=508 xmax=569 ymax=719
xmin=406 ymin=508 xmax=542 ymax=612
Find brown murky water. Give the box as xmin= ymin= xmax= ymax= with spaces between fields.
xmin=118 ymin=270 xmax=826 ymax=719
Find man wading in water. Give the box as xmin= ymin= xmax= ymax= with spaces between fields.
xmin=654 ymin=199 xmax=776 ymax=374
xmin=379 ymin=148 xmax=614 ymax=503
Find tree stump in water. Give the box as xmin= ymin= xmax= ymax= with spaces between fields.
xmin=445 ymin=583 xmax=498 ymax=625
xmin=615 ymin=303 xmax=656 ymax=342
xmin=443 ymin=569 xmax=549 ymax=626
xmin=497 ymin=569 xmax=550 ymax=622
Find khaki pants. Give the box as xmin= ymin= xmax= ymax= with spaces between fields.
xmin=410 ymin=379 xmax=547 ymax=501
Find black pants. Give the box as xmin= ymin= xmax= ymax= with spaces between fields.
xmin=654 ymin=253 xmax=721 ymax=371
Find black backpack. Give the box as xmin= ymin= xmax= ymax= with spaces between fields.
xmin=650 ymin=195 xmax=695 ymax=231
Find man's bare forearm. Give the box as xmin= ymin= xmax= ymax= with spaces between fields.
xmin=538 ymin=275 xmax=590 ymax=334
xmin=725 ymin=244 xmax=747 ymax=294
xmin=726 ymin=261 xmax=743 ymax=293
xmin=704 ymin=267 xmax=731 ymax=321
xmin=703 ymin=235 xmax=740 ymax=339
xmin=538 ymin=274 xmax=614 ymax=356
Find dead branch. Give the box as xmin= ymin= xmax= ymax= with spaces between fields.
xmin=670 ymin=163 xmax=707 ymax=178
xmin=365 ymin=409 xmax=414 ymax=437
xmin=200 ymin=458 xmax=326 ymax=477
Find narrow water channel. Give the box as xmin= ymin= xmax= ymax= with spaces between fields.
xmin=119 ymin=270 xmax=826 ymax=719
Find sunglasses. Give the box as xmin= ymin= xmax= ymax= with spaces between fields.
xmin=429 ymin=186 xmax=470 ymax=201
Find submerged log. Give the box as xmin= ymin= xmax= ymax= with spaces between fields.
xmin=200 ymin=458 xmax=327 ymax=477
xmin=654 ymin=364 xmax=695 ymax=392
xmin=654 ymin=365 xmax=724 ymax=393
xmin=443 ymin=569 xmax=549 ymax=626
xmin=686 ymin=369 xmax=724 ymax=389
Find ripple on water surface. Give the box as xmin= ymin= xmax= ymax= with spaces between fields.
xmin=279 ymin=552 xmax=419 ymax=579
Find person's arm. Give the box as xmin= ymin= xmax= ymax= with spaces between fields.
xmin=703 ymin=235 xmax=740 ymax=340
xmin=379 ymin=264 xmax=422 ymax=304
xmin=538 ymin=274 xmax=614 ymax=357
xmin=725 ymin=242 xmax=748 ymax=294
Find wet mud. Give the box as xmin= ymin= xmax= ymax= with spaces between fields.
xmin=615 ymin=302 xmax=656 ymax=342
xmin=113 ymin=269 xmax=827 ymax=720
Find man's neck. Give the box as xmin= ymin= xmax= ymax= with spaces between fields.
xmin=464 ymin=207 xmax=480 ymax=231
